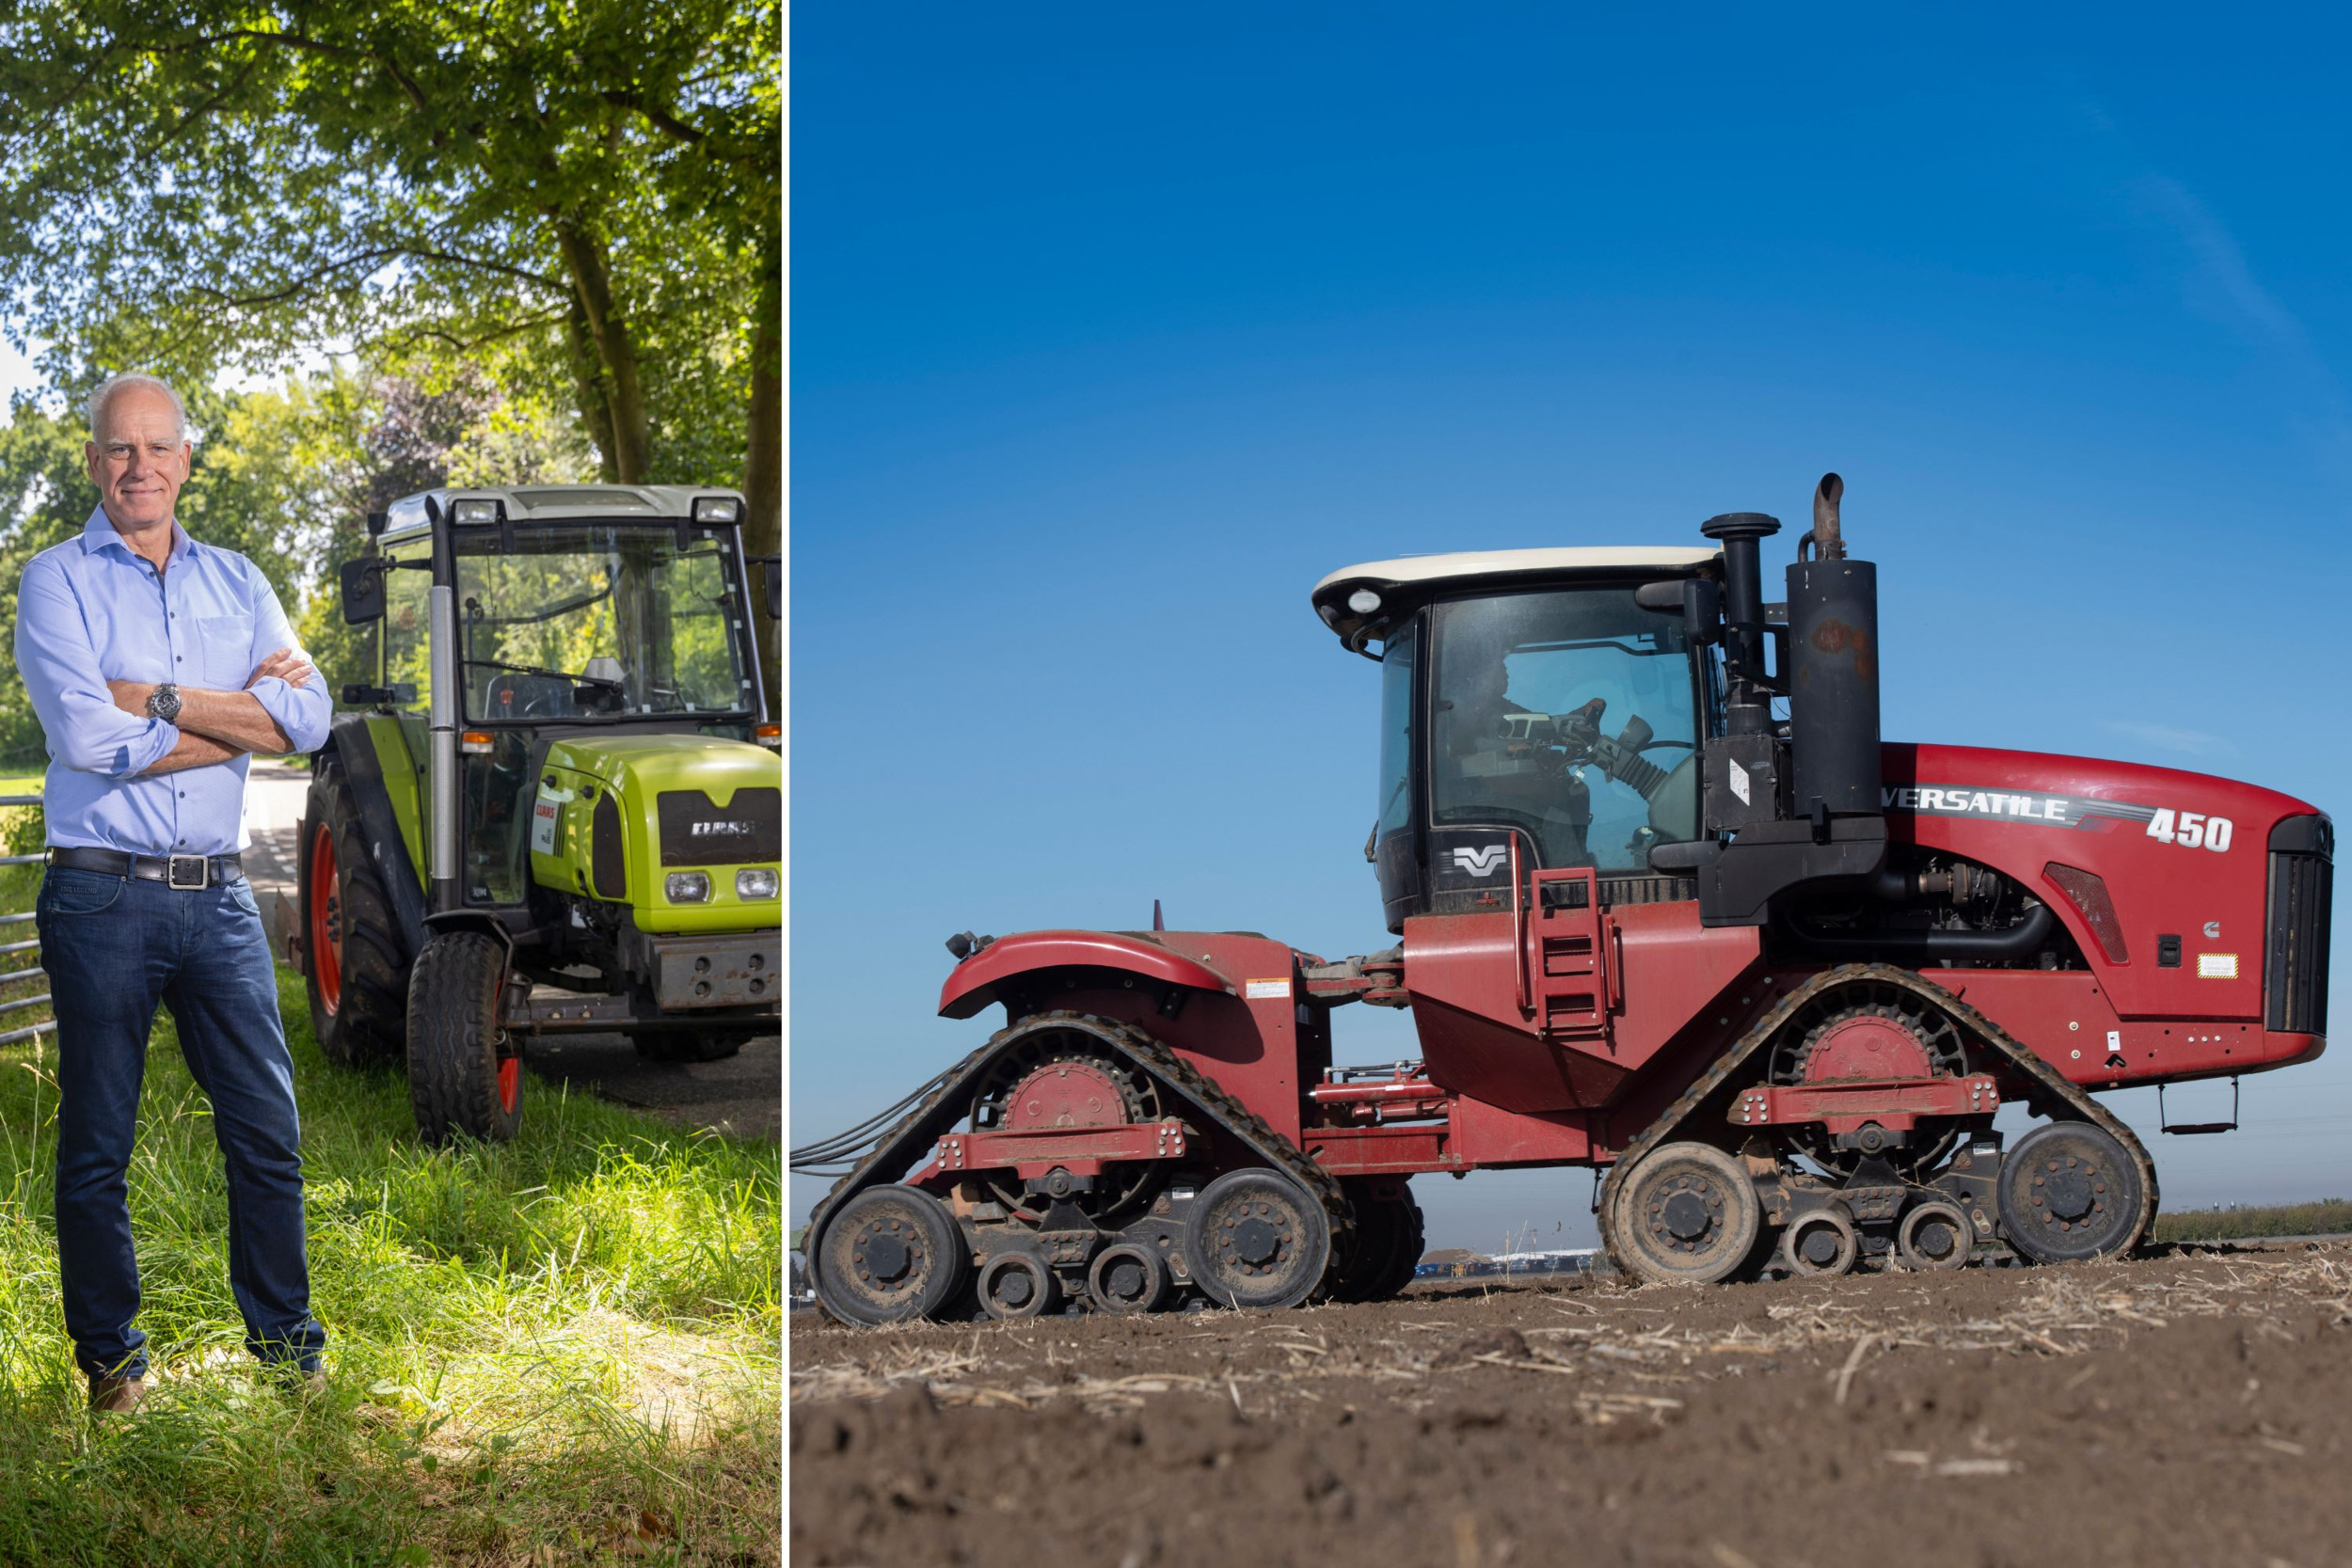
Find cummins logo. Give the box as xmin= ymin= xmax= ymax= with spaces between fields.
xmin=690 ymin=820 xmax=755 ymax=838
xmin=1450 ymin=844 xmax=1508 ymax=877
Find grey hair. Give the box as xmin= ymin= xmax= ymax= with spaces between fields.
xmin=87 ymin=372 xmax=189 ymax=445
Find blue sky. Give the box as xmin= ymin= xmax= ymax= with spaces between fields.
xmin=789 ymin=6 xmax=2352 ymax=1250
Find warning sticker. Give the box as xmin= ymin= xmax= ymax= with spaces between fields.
xmin=531 ymin=797 xmax=562 ymax=855
xmin=2196 ymin=953 xmax=2239 ymax=980
xmin=1244 ymin=978 xmax=1291 ymax=1001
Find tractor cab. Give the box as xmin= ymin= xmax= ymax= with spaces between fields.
xmin=1313 ymin=546 xmax=1724 ymax=930
xmin=300 ymin=483 xmax=782 ymax=1143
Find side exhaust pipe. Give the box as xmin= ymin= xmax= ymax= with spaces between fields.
xmin=1806 ymin=471 xmax=1846 ymax=562
xmin=1784 ymin=471 xmax=1880 ymax=823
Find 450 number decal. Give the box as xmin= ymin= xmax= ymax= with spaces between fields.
xmin=2146 ymin=809 xmax=2233 ymax=853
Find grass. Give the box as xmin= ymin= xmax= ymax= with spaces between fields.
xmin=2153 ymin=1199 xmax=2352 ymax=1244
xmin=0 ymin=958 xmax=782 ymax=1566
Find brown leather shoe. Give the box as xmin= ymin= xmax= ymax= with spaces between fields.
xmin=88 ymin=1374 xmax=145 ymax=1415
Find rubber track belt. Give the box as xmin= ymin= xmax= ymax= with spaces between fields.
xmin=1596 ymin=962 xmax=2161 ymax=1276
xmin=803 ymin=1009 xmax=1354 ymax=1323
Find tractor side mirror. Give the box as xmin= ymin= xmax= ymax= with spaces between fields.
xmin=1635 ymin=578 xmax=1722 ymax=646
xmin=339 ymin=558 xmax=387 ymax=624
xmin=748 ymin=554 xmax=781 ymax=621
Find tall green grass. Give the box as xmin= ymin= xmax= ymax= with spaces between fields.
xmin=0 ymin=964 xmax=782 ymax=1566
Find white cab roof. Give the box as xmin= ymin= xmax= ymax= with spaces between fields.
xmin=1312 ymin=546 xmax=1719 ymax=596
xmin=379 ymin=483 xmax=747 ymax=538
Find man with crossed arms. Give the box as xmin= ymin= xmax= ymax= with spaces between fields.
xmin=15 ymin=372 xmax=331 ymax=1412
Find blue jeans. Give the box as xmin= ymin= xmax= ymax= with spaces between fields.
xmin=39 ymin=866 xmax=325 ymax=1380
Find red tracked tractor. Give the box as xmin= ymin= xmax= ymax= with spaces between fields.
xmin=797 ymin=476 xmax=2333 ymax=1323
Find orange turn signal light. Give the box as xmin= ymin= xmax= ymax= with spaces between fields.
xmin=460 ymin=731 xmax=493 ymax=753
xmin=755 ymin=722 xmax=781 ymax=747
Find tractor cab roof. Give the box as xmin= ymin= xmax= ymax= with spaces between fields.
xmin=1311 ymin=545 xmax=1719 ymax=650
xmin=375 ymin=483 xmax=749 ymax=544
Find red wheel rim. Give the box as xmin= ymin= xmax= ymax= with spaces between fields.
xmin=497 ymin=1056 xmax=520 ymax=1116
xmin=309 ymin=822 xmax=343 ymax=1016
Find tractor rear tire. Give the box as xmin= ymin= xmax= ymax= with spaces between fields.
xmin=632 ymin=1031 xmax=750 ymax=1064
xmin=298 ymin=755 xmax=409 ymax=1069
xmin=406 ymin=932 xmax=524 ymax=1144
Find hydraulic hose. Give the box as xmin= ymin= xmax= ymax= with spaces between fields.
xmin=1777 ymin=901 xmax=2057 ymax=963
xmin=789 ymin=1067 xmax=955 ymax=1175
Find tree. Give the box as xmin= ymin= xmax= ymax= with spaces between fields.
xmin=0 ymin=2 xmax=782 ymax=690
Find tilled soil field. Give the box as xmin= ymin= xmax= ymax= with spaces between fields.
xmin=791 ymin=1242 xmax=2352 ymax=1567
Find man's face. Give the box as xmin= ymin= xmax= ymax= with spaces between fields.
xmin=85 ymin=388 xmax=191 ymax=531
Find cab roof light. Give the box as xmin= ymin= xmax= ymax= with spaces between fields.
xmin=691 ymin=495 xmax=743 ymax=525
xmin=450 ymin=498 xmax=501 ymax=525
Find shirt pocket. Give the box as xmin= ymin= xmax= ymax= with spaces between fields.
xmin=198 ymin=614 xmax=256 ymax=689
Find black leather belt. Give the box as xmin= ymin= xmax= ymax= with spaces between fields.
xmin=48 ymin=847 xmax=246 ymax=889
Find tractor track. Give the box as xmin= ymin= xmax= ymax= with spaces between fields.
xmin=1597 ymin=961 xmax=2160 ymax=1276
xmin=803 ymin=1010 xmax=1353 ymax=1320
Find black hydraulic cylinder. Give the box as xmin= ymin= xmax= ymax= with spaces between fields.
xmin=1784 ymin=555 xmax=1881 ymax=816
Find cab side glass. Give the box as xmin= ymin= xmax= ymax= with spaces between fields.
xmin=382 ymin=551 xmax=434 ymax=715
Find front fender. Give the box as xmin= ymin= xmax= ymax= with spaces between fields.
xmin=937 ymin=930 xmax=1235 ymax=1020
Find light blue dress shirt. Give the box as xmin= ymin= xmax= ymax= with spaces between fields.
xmin=13 ymin=507 xmax=332 ymax=855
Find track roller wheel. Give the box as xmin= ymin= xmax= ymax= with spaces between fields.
xmin=1608 ymin=1141 xmax=1764 ymax=1286
xmin=1184 ymin=1167 xmax=1333 ymax=1310
xmin=1780 ymin=1207 xmax=1859 ymax=1276
xmin=1998 ymin=1121 xmax=2146 ymax=1263
xmin=1897 ymin=1198 xmax=1975 ymax=1271
xmin=1088 ymin=1243 xmax=1169 ymax=1314
xmin=978 ymin=1253 xmax=1059 ymax=1320
xmin=814 ymin=1184 xmax=968 ymax=1325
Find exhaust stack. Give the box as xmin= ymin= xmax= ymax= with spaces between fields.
xmin=1810 ymin=471 xmax=1846 ymax=562
xmin=1784 ymin=472 xmax=1881 ymax=820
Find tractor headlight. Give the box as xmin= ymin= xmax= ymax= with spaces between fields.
xmin=736 ymin=868 xmax=778 ymax=900
xmin=451 ymin=498 xmax=500 ymax=525
xmin=691 ymin=495 xmax=743 ymax=525
xmin=665 ymin=872 xmax=711 ymax=903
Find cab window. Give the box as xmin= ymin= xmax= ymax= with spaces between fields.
xmin=1430 ymin=589 xmax=1701 ymax=872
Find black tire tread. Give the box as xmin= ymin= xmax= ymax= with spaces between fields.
xmin=405 ymin=932 xmax=520 ymax=1144
xmin=300 ymin=754 xmax=409 ymax=1069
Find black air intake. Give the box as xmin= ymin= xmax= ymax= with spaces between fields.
xmin=2266 ymin=815 xmax=2333 ymax=1035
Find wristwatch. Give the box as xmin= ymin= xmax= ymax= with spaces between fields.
xmin=147 ymin=683 xmax=182 ymax=723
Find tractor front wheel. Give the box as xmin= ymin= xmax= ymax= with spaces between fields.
xmin=406 ymin=933 xmax=524 ymax=1144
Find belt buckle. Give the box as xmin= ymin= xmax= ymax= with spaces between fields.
xmin=167 ymin=854 xmax=208 ymax=890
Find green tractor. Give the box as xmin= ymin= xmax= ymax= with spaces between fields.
xmin=288 ymin=484 xmax=782 ymax=1142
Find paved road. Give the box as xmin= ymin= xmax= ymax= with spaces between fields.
xmin=245 ymin=760 xmax=780 ymax=1142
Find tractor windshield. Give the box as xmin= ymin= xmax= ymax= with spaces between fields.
xmin=452 ymin=522 xmax=754 ymax=722
xmin=1430 ymin=588 xmax=1704 ymax=872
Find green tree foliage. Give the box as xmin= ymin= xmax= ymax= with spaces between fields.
xmin=0 ymin=370 xmax=551 ymax=768
xmin=0 ymin=1 xmax=781 ymax=571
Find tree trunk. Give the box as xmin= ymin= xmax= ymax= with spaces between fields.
xmin=564 ymin=301 xmax=622 ymax=483
xmin=555 ymin=221 xmax=651 ymax=483
xmin=739 ymin=214 xmax=783 ymax=718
